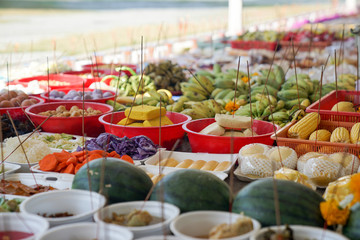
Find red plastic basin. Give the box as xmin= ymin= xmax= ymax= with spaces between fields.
xmin=25 ymin=102 xmax=113 ymax=137
xmin=0 ymin=96 xmax=45 ymax=120
xmin=13 ymin=74 xmax=85 ymax=90
xmin=82 ymin=63 xmax=137 ymax=77
xmin=62 ymin=70 xmax=107 ymax=88
xmin=99 ymin=111 xmax=192 ymax=149
xmin=183 ymin=118 xmax=278 ymax=153
xmin=40 ymin=88 xmax=116 ymax=104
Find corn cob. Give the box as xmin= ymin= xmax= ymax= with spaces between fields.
xmin=308 ymin=129 xmax=331 ymax=141
xmin=287 ymin=112 xmax=320 ymax=139
xmin=330 ymin=127 xmax=351 ymax=143
xmin=350 ymin=123 xmax=360 ymax=144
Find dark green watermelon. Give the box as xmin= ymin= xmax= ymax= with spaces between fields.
xmin=232 ymin=178 xmax=325 ymax=227
xmin=344 ymin=206 xmax=360 ymax=239
xmin=150 ymin=169 xmax=232 ymax=213
xmin=72 ymin=158 xmax=153 ymax=204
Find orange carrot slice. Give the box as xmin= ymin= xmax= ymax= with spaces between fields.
xmin=39 ymin=154 xmax=58 ymax=171
xmin=61 ymin=163 xmax=75 ymax=174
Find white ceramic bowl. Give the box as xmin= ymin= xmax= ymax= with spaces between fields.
xmin=170 ymin=211 xmax=261 ymax=240
xmin=0 ymin=162 xmax=21 ymax=175
xmin=94 ymin=200 xmax=180 ymax=239
xmin=250 ymin=225 xmax=349 ymax=240
xmin=20 ymin=189 xmax=106 ymax=227
xmin=37 ymin=222 xmax=133 ymax=240
xmin=0 ymin=212 xmax=49 ymax=240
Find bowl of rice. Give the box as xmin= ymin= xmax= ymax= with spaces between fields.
xmin=2 ymin=134 xmax=52 ymax=172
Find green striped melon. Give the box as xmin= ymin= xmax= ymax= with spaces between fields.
xmin=150 ymin=169 xmax=232 ymax=213
xmin=344 ymin=206 xmax=360 ymax=239
xmin=232 ymin=178 xmax=324 ymax=227
xmin=72 ymin=158 xmax=153 ymax=204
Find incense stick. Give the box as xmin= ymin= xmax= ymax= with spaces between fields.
xmin=233 ymin=56 xmax=241 ymax=115
xmin=246 ymin=61 xmax=254 ymax=137
xmin=291 ymin=39 xmax=301 ymax=110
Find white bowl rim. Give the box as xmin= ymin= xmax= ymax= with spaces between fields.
xmin=252 ymin=224 xmax=349 ymax=240
xmin=98 ymin=111 xmax=192 ymax=129
xmin=170 ymin=210 xmax=261 ymax=240
xmin=20 ymin=189 xmax=106 ymax=222
xmin=0 ymin=212 xmax=50 ymax=235
xmin=37 ymin=221 xmax=134 ymax=240
xmin=25 ymin=101 xmax=114 ymax=119
xmin=94 ymin=200 xmax=180 ymax=231
xmin=182 ymin=118 xmax=279 ymax=139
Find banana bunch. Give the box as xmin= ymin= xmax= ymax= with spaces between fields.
xmin=310 ymin=74 xmax=357 ymax=102
xmin=277 ymin=73 xmax=313 ymax=109
xmin=238 ymin=31 xmax=283 ymax=42
xmin=145 ymin=60 xmax=187 ymax=92
xmin=167 ymin=98 xmax=224 ymax=120
xmin=180 ymin=74 xmax=215 ymax=101
xmin=250 ymin=65 xmax=285 ymax=91
xmin=135 ymin=89 xmax=174 ymax=107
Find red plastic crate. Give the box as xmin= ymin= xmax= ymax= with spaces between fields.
xmin=306 ymin=90 xmax=360 ymax=122
xmin=229 ymin=40 xmax=278 ymax=51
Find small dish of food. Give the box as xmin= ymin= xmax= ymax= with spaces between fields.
xmin=170 ymin=211 xmax=261 ymax=240
xmin=94 ymin=200 xmax=180 ymax=239
xmin=20 ymin=189 xmax=106 ymax=227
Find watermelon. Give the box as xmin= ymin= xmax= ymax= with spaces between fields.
xmin=150 ymin=169 xmax=232 ymax=213
xmin=72 ymin=158 xmax=153 ymax=204
xmin=344 ymin=206 xmax=360 ymax=239
xmin=232 ymin=178 xmax=324 ymax=227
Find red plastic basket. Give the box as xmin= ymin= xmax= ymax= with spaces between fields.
xmin=40 ymin=88 xmax=115 ymax=104
xmin=13 ymin=74 xmax=85 ymax=90
xmin=272 ymin=120 xmax=360 ymax=156
xmin=0 ymin=96 xmax=44 ymax=120
xmin=229 ymin=40 xmax=278 ymax=51
xmin=306 ymin=90 xmax=360 ymax=122
xmin=62 ymin=70 xmax=106 ymax=88
xmin=25 ymin=102 xmax=113 ymax=137
xmin=99 ymin=111 xmax=192 ymax=150
xmin=183 ymin=118 xmax=278 ymax=154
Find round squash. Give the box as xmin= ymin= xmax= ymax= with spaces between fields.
xmin=150 ymin=169 xmax=232 ymax=213
xmin=232 ymin=178 xmax=325 ymax=227
xmin=72 ymin=158 xmax=153 ymax=204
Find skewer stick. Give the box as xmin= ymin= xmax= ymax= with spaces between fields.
xmin=47 ymin=57 xmax=50 ymax=103
xmin=6 ymin=111 xmax=38 ymax=186
xmin=232 ymin=56 xmax=241 ymax=116
xmin=334 ymin=50 xmax=340 ymax=128
xmin=291 ymin=39 xmax=301 ymax=110
xmin=53 ymin=40 xmax=59 ymax=75
xmin=260 ymin=41 xmax=279 ymax=97
xmin=0 ymin=116 xmax=4 ymax=182
xmin=6 ymin=62 xmax=9 ymax=95
xmin=141 ymin=36 xmax=144 ymax=106
xmin=315 ymin=66 xmax=324 ymax=150
xmin=246 ymin=61 xmax=253 ymax=137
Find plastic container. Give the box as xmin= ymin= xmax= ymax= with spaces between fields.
xmin=251 ymin=225 xmax=348 ymax=240
xmin=0 ymin=212 xmax=49 ymax=240
xmin=13 ymin=74 xmax=85 ymax=90
xmin=25 ymin=102 xmax=113 ymax=137
xmin=94 ymin=201 xmax=180 ymax=239
xmin=272 ymin=120 xmax=360 ymax=156
xmin=229 ymin=40 xmax=278 ymax=51
xmin=20 ymin=189 xmax=106 ymax=227
xmin=99 ymin=111 xmax=192 ymax=149
xmin=37 ymin=222 xmax=133 ymax=240
xmin=82 ymin=63 xmax=137 ymax=76
xmin=40 ymin=88 xmax=116 ymax=104
xmin=0 ymin=96 xmax=44 ymax=120
xmin=170 ymin=211 xmax=261 ymax=240
xmin=183 ymin=119 xmax=278 ymax=154
xmin=5 ymin=173 xmax=74 ymax=191
xmin=306 ymin=90 xmax=360 ymax=122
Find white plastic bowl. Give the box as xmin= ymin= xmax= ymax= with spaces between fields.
xmin=37 ymin=222 xmax=133 ymax=240
xmin=20 ymin=189 xmax=106 ymax=227
xmin=0 ymin=212 xmax=49 ymax=240
xmin=250 ymin=225 xmax=349 ymax=240
xmin=170 ymin=211 xmax=261 ymax=240
xmin=94 ymin=200 xmax=180 ymax=239
xmin=137 ymin=236 xmax=180 ymax=240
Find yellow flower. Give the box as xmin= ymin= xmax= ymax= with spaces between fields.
xmin=241 ymin=76 xmax=249 ymax=83
xmin=320 ymin=199 xmax=350 ymax=226
xmin=252 ymin=72 xmax=259 ymax=76
xmin=225 ymin=101 xmax=240 ymax=115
